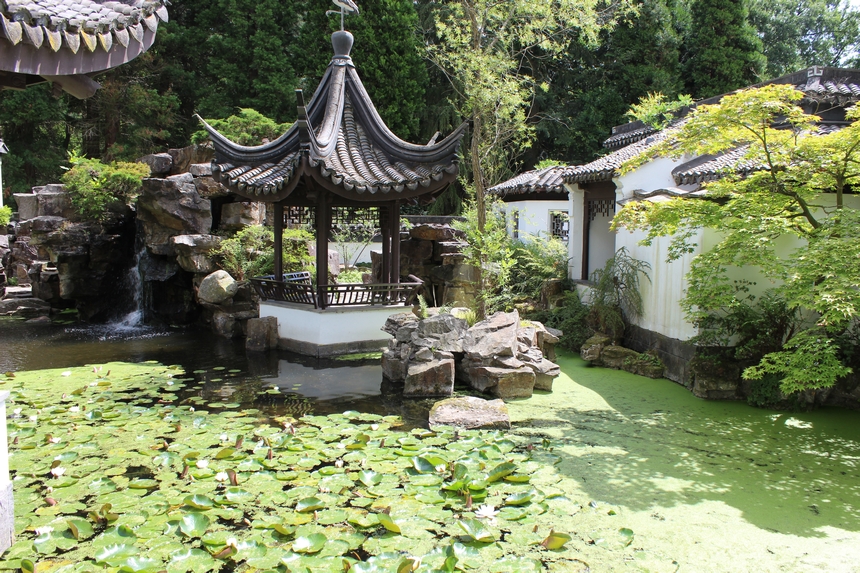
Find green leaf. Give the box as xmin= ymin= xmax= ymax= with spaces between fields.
xmin=66 ymin=518 xmax=94 ymax=541
xmin=184 ymin=495 xmax=215 ymax=510
xmin=295 ymin=497 xmax=325 ymax=513
xmin=118 ymin=556 xmax=160 ymax=573
xmin=487 ymin=461 xmax=516 ymax=482
xmin=214 ymin=447 xmax=235 ymax=459
xmin=94 ymin=543 xmax=138 ymax=566
xmin=359 ymin=470 xmax=382 ymax=487
xmin=541 ymin=530 xmax=572 ymax=550
xmin=292 ymin=533 xmax=326 ymax=554
xmin=178 ymin=513 xmax=211 ymax=538
xmin=375 ymin=513 xmax=401 ymax=534
xmin=457 ymin=518 xmax=495 ymax=542
xmin=619 ymin=527 xmax=634 ymax=547
xmin=504 ymin=489 xmax=536 ymax=506
xmin=21 ymin=559 xmax=35 ymax=573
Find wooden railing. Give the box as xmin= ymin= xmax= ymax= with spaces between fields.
xmin=252 ymin=275 xmax=423 ymax=309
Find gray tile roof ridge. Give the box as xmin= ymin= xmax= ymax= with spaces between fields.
xmin=488 ymin=164 xmax=566 ymax=196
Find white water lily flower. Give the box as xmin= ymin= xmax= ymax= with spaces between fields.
xmin=220 ymin=434 xmax=229 ymax=442
xmin=215 ymin=471 xmax=229 ymax=482
xmin=370 ymin=424 xmax=379 ymax=431
xmin=34 ymin=526 xmax=54 ymax=536
xmin=435 ymin=464 xmax=447 ymax=474
xmin=12 ymin=408 xmax=21 ymax=416
xmin=68 ymin=406 xmax=80 ymax=413
xmin=167 ymin=381 xmax=174 ymax=386
xmin=334 ymin=459 xmax=344 ymax=468
xmin=189 ymin=407 xmax=195 ymax=412
xmin=196 ymin=459 xmax=209 ymax=469
xmin=50 ymin=467 xmax=66 ymax=478
xmin=28 ymin=415 xmax=38 ymax=422
xmin=89 ymin=382 xmax=97 ymax=387
xmin=474 ymin=504 xmax=499 ymax=523
xmin=49 ymin=437 xmax=61 ymax=444
xmin=61 ymin=371 xmax=71 ymax=377
xmin=226 ymin=537 xmax=238 ymax=548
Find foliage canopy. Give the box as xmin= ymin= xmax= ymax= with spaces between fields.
xmin=614 ymin=84 xmax=860 ymax=393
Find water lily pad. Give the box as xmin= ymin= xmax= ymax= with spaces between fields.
xmin=295 ymin=497 xmax=324 ymax=513
xmin=178 ymin=513 xmax=211 ymax=538
xmin=490 ymin=555 xmax=542 ymax=572
xmin=292 ymin=533 xmax=326 ymax=554
xmin=94 ymin=543 xmax=138 ymax=566
xmin=504 ymin=489 xmax=537 ymax=506
xmin=375 ymin=513 xmax=400 ymax=534
xmin=117 ymin=556 xmax=160 ymax=573
xmin=184 ymin=495 xmax=215 ymax=510
xmin=457 ymin=518 xmax=495 ymax=543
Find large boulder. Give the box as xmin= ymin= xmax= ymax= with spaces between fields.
xmin=138 ymin=153 xmax=173 ymax=176
xmin=220 ymin=202 xmax=265 ymax=231
xmin=404 ymin=354 xmax=455 ymax=397
xmin=171 ymin=234 xmax=221 ymax=274
xmin=246 ymin=316 xmax=278 ymax=351
xmin=198 ymin=270 xmax=238 ymax=304
xmin=429 ymin=396 xmax=510 ymax=430
xmin=137 ymin=174 xmax=212 ymax=256
xmin=467 ymin=365 xmax=535 ymax=399
xmin=462 ymin=310 xmax=520 ymax=360
xmin=412 ymin=313 xmax=468 ymax=353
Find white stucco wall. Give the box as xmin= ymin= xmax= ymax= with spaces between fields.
xmin=501 ymin=199 xmax=570 ymax=241
xmin=260 ymin=302 xmax=405 ymax=345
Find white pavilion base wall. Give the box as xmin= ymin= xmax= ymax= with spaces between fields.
xmin=501 ymin=199 xmax=569 ymax=240
xmin=260 ymin=302 xmax=406 ymax=357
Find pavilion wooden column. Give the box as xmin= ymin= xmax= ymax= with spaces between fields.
xmin=380 ymin=207 xmax=391 ymax=285
xmin=390 ymin=201 xmax=401 ymax=283
xmin=315 ymin=192 xmax=331 ymax=309
xmin=273 ymin=202 xmax=284 ymax=281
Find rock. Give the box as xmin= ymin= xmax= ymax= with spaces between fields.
xmin=596 ymin=345 xmax=640 ymax=369
xmin=0 ymin=298 xmax=50 ymax=316
xmin=33 ymin=185 xmax=74 ymax=218
xmin=404 ymin=355 xmax=455 ymax=397
xmin=194 ymin=176 xmax=229 ymax=198
xmin=246 ymin=316 xmax=278 ymax=352
xmin=168 ymin=146 xmax=213 ymax=175
xmin=137 ymin=177 xmax=212 ymax=255
xmin=463 ymin=310 xmax=520 ymax=359
xmin=198 ymin=270 xmax=238 ymax=304
xmin=429 ymin=396 xmax=510 ymax=430
xmin=580 ymin=333 xmax=612 ymax=362
xmin=189 ymin=163 xmax=213 ymax=177
xmin=220 ymin=202 xmax=265 ymax=231
xmin=212 ymin=311 xmax=237 ymax=338
xmin=171 ymin=234 xmax=221 ymax=274
xmin=382 ymin=312 xmax=418 ymax=336
xmin=408 ymin=224 xmax=458 ymax=242
xmin=138 ymin=153 xmax=173 ymax=176
xmin=382 ymin=349 xmax=409 ymax=382
xmin=414 ymin=313 xmax=468 ymax=353
xmin=467 ymin=365 xmax=535 ymax=399
xmin=13 ymin=193 xmax=38 ymax=221
xmin=25 ymin=315 xmax=51 ymax=324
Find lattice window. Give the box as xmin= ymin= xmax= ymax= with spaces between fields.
xmin=284 ymin=206 xmax=314 ymax=228
xmin=549 ymin=210 xmax=569 ymax=242
xmin=588 ymin=199 xmax=615 ymax=221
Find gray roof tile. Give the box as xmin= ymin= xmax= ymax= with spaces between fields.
xmin=488 ymin=165 xmax=567 ymax=196
xmin=205 ymin=31 xmax=466 ymax=202
xmin=0 ymin=0 xmax=166 ymax=54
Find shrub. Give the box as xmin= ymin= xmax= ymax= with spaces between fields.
xmin=336 ymin=268 xmax=364 ymax=284
xmin=0 ymin=205 xmax=11 ymax=227
xmin=508 ymin=236 xmax=569 ymax=302
xmin=527 ymin=291 xmax=591 ymax=351
xmin=61 ymin=154 xmax=149 ymax=222
xmin=586 ymin=247 xmax=650 ymax=343
xmin=214 ymin=226 xmax=312 ymax=281
xmin=192 ymin=108 xmax=292 ymax=146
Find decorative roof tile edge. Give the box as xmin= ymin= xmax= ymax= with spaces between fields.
xmin=0 ymin=1 xmax=167 ymax=55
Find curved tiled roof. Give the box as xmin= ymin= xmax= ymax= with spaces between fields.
xmin=203 ymin=31 xmax=466 ymax=203
xmin=487 ymin=165 xmax=566 ymax=196
xmin=563 ymin=126 xmax=678 ymax=184
xmin=0 ymin=0 xmax=166 ymax=63
xmin=602 ymin=123 xmax=657 ymax=150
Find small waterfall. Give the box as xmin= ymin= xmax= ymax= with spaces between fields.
xmin=114 ymin=241 xmax=145 ymax=329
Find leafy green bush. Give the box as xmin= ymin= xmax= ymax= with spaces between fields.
xmin=587 ymin=247 xmax=651 ymax=343
xmin=192 ymin=108 xmax=292 ymax=146
xmin=61 ymin=154 xmax=149 ymax=222
xmin=508 ymin=236 xmax=569 ymax=302
xmin=336 ymin=268 xmax=365 ymax=284
xmin=527 ymin=291 xmax=591 ymax=351
xmin=0 ymin=205 xmax=11 ymax=227
xmin=214 ymin=226 xmax=312 ymax=281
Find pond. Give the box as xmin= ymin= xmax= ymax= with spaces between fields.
xmin=3 ymin=317 xmax=860 ymax=571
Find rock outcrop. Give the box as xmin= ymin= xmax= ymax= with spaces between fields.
xmin=382 ymin=309 xmax=561 ymax=399
xmin=429 ymin=396 xmax=511 ymax=430
xmin=580 ymin=333 xmax=665 ymax=378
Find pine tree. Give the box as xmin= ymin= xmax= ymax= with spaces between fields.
xmin=682 ymin=0 xmax=766 ymax=99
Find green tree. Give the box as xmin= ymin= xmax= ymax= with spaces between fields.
xmin=749 ymin=0 xmax=860 ymax=78
xmin=426 ymin=0 xmax=632 ymax=315
xmin=682 ymin=0 xmax=766 ymax=99
xmin=0 ymin=85 xmax=70 ymax=194
xmin=614 ymin=84 xmax=860 ymax=393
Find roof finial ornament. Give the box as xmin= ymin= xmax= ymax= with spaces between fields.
xmin=326 ymin=0 xmax=359 ymax=31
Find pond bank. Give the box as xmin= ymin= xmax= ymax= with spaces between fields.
xmin=509 ymin=354 xmax=860 ymax=572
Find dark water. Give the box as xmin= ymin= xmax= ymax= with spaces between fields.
xmin=0 ymin=317 xmax=424 ymax=422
